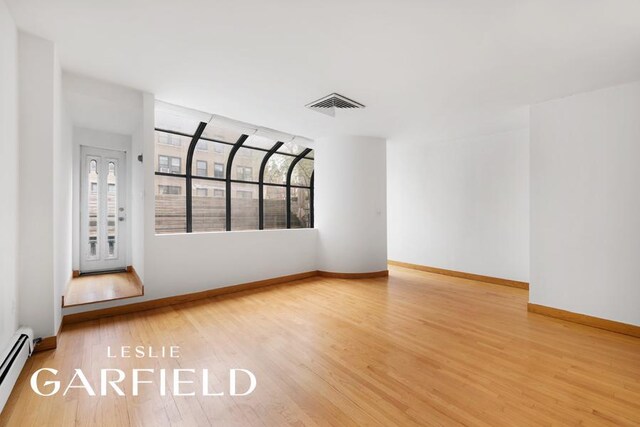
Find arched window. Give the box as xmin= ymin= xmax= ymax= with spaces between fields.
xmin=154 ymin=107 xmax=314 ymax=234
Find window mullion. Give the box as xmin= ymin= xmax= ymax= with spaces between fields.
xmin=185 ymin=122 xmax=208 ymax=233
xmin=310 ymin=171 xmax=315 ymax=228
xmin=225 ymin=134 xmax=249 ymax=231
xmin=258 ymin=142 xmax=284 ymax=230
xmin=286 ymin=148 xmax=313 ymax=229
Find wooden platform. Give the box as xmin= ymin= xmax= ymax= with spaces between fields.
xmin=63 ymin=271 xmax=143 ymax=307
xmin=2 ymin=266 xmax=639 ymax=425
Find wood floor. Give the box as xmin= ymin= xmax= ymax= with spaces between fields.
xmin=3 ymin=266 xmax=640 ymax=426
xmin=64 ymin=272 xmax=143 ymax=307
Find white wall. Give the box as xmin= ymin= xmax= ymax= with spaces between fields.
xmin=52 ymin=52 xmax=72 ymax=332
xmin=387 ymin=127 xmax=530 ymax=282
xmin=17 ymin=32 xmax=59 ymax=338
xmin=530 ymin=81 xmax=640 ymax=326
xmin=62 ymin=72 xmax=143 ymax=135
xmin=131 ymin=125 xmax=145 ymax=281
xmin=0 ymin=0 xmax=19 ymax=352
xmin=315 ymin=135 xmax=388 ymax=274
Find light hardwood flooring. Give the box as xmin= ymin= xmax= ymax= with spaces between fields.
xmin=2 ymin=266 xmax=639 ymax=426
xmin=63 ymin=272 xmax=143 ymax=307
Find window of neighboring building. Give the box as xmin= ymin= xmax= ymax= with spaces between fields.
xmin=158 ymin=155 xmax=182 ymax=174
xmin=195 ymin=188 xmax=208 ymax=197
xmin=196 ymin=160 xmax=207 ymax=177
xmin=157 ymin=132 xmax=183 ymax=147
xmin=158 ymin=185 xmax=182 ymax=195
xmin=236 ymin=166 xmax=253 ymax=181
xmin=213 ymin=189 xmax=224 ymax=198
xmin=213 ymin=162 xmax=224 ymax=178
xmin=237 ymin=190 xmax=252 ymax=199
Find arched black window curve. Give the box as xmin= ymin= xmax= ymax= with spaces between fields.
xmin=258 ymin=141 xmax=284 ymax=230
xmin=154 ymin=121 xmax=314 ymax=233
xmin=286 ymin=148 xmax=313 ymax=228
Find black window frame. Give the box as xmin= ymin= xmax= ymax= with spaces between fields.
xmin=154 ymin=125 xmax=314 ymax=232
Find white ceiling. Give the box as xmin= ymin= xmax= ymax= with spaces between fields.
xmin=7 ymin=0 xmax=640 ymax=140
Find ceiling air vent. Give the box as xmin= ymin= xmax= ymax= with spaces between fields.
xmin=306 ymin=93 xmax=365 ymax=117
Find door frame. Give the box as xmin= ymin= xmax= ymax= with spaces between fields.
xmin=79 ymin=146 xmax=128 ymax=273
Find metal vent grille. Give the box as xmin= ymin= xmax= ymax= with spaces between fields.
xmin=306 ymin=93 xmax=365 ymax=117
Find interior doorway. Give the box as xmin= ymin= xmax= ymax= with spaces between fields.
xmin=79 ymin=146 xmax=127 ymax=273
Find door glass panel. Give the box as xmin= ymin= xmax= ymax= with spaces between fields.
xmin=81 ymin=148 xmax=127 ymax=273
xmin=87 ymin=158 xmax=99 ymax=260
xmin=106 ymin=161 xmax=118 ymax=259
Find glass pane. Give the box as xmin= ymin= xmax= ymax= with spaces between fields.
xmin=155 ymin=175 xmax=186 ymax=234
xmin=155 ymin=131 xmax=190 ymax=174
xmin=106 ymin=161 xmax=118 ymax=259
xmin=305 ymin=149 xmax=314 ymax=159
xmin=263 ymin=185 xmax=286 ymax=229
xmin=192 ymin=179 xmax=226 ymax=232
xmin=290 ymin=188 xmax=311 ymax=229
xmin=191 ymin=139 xmax=230 ymax=178
xmin=232 ymin=147 xmax=265 ymax=182
xmin=291 ymin=158 xmax=314 ymax=187
xmin=87 ymin=158 xmax=99 ymax=260
xmin=201 ymin=123 xmax=243 ymax=143
xmin=155 ymin=107 xmax=202 ymax=135
xmin=263 ymin=154 xmax=293 ymax=185
xmin=243 ymin=134 xmax=279 ymax=151
xmin=277 ymin=142 xmax=308 ymax=156
xmin=231 ymin=183 xmax=259 ymax=230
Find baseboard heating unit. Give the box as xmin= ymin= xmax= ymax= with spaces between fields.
xmin=0 ymin=327 xmax=34 ymax=414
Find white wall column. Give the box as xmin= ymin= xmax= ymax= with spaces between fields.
xmin=17 ymin=32 xmax=63 ymax=338
xmin=0 ymin=0 xmax=19 ymax=351
xmin=530 ymin=81 xmax=640 ymax=326
xmin=315 ymin=135 xmax=387 ymax=274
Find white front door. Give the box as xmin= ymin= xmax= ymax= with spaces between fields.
xmin=80 ymin=146 xmax=127 ymax=273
